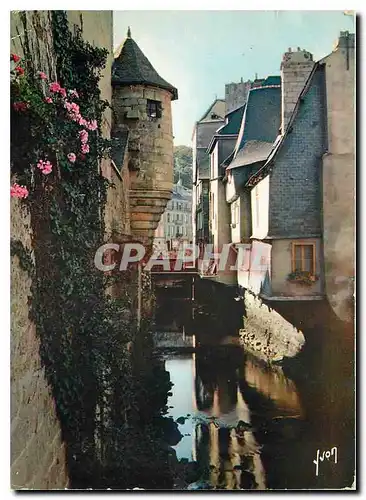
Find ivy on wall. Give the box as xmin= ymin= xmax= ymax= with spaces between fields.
xmin=11 ymin=11 xmax=174 ymax=489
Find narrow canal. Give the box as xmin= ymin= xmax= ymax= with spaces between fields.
xmin=154 ymin=286 xmax=355 ymax=490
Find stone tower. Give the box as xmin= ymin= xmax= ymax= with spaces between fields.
xmin=280 ymin=47 xmax=315 ymax=132
xmin=112 ymin=27 xmax=178 ymax=245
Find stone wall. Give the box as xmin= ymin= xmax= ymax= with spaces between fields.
xmin=225 ymin=80 xmax=251 ymax=115
xmin=11 ymin=200 xmax=69 ymax=490
xmin=112 ymin=84 xmax=174 ymax=242
xmin=322 ymin=33 xmax=355 ymax=324
xmin=240 ymin=291 xmax=305 ymax=362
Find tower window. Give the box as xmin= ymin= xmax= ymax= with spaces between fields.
xmin=147 ymin=99 xmax=162 ymax=119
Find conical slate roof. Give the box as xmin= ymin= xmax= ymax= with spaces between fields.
xmin=112 ymin=27 xmax=178 ymax=100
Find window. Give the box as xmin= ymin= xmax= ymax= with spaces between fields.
xmin=292 ymin=242 xmax=316 ymax=275
xmin=147 ymin=99 xmax=162 ymax=119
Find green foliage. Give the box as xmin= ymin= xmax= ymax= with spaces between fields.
xmin=10 ymin=239 xmax=34 ymax=276
xmin=173 ymin=145 xmax=192 ymax=188
xmin=11 ymin=11 xmax=175 ymax=489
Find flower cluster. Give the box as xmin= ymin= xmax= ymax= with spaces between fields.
xmin=11 ymin=183 xmax=29 ymax=199
xmin=11 ymin=58 xmax=100 ymax=199
xmin=11 ymin=53 xmax=25 ymax=78
xmin=79 ymin=130 xmax=88 ymax=144
xmin=287 ymin=270 xmax=318 ymax=286
xmin=36 ymin=159 xmax=53 ymax=175
xmin=13 ymin=101 xmax=29 ymax=112
xmin=49 ymin=81 xmax=67 ymax=98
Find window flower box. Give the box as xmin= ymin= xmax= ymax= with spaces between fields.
xmin=287 ymin=271 xmax=319 ymax=286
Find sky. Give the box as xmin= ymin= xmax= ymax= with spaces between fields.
xmin=113 ymin=10 xmax=355 ymax=147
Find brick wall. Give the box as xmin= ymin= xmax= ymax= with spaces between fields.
xmin=268 ymin=66 xmax=326 ymax=238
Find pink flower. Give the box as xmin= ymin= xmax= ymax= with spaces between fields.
xmin=64 ymin=101 xmax=82 ymax=122
xmin=44 ymin=97 xmax=53 ymax=104
xmin=78 ymin=117 xmax=87 ymax=127
xmin=11 ymin=183 xmax=29 ymax=199
xmin=79 ymin=130 xmax=88 ymax=144
xmin=59 ymin=87 xmax=67 ymax=98
xmin=49 ymin=82 xmax=61 ymax=93
xmin=86 ymin=119 xmax=98 ymax=131
xmin=67 ymin=153 xmax=76 ymax=163
xmin=81 ymin=143 xmax=89 ymax=154
xmin=13 ymin=101 xmax=29 ymax=112
xmin=11 ymin=54 xmax=20 ymax=63
xmin=38 ymin=71 xmax=47 ymax=80
xmin=36 ymin=159 xmax=53 ymax=175
xmin=15 ymin=66 xmax=24 ymax=76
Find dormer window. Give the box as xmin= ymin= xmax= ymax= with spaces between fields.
xmin=147 ymin=99 xmax=162 ymax=119
xmin=211 ymin=113 xmax=220 ymax=119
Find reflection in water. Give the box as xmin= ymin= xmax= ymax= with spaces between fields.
xmin=165 ymin=346 xmax=303 ymax=490
xmin=244 ymin=357 xmax=303 ymax=416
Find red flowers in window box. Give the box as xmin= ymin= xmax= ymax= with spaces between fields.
xmin=15 ymin=66 xmax=25 ymax=76
xmin=11 ymin=53 xmax=20 ymax=63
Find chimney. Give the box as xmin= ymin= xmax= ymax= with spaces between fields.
xmin=333 ymin=30 xmax=355 ymax=50
xmin=225 ymin=80 xmax=252 ymax=115
xmin=280 ymin=47 xmax=315 ymax=132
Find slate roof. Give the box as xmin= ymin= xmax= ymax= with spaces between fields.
xmin=246 ymin=64 xmax=319 ymax=187
xmin=225 ymin=84 xmax=281 ymax=171
xmin=234 ymin=85 xmax=281 ymax=154
xmin=217 ymin=104 xmax=246 ymax=136
xmin=198 ymin=99 xmax=226 ymax=123
xmin=207 ymin=104 xmax=245 ymax=154
xmin=112 ymin=28 xmax=178 ymax=100
xmin=226 ymin=140 xmax=273 ymax=170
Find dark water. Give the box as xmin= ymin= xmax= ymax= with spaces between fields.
xmin=155 ymin=294 xmax=355 ymax=490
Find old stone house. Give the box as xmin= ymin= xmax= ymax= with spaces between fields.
xmin=192 ymin=32 xmax=354 ymax=360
